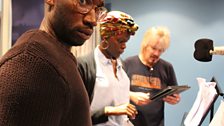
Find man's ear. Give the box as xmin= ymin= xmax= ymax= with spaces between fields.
xmin=45 ymin=0 xmax=54 ymax=6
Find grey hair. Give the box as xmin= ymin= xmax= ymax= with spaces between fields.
xmin=140 ymin=26 xmax=170 ymax=54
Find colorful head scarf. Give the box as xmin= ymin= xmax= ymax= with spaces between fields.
xmin=99 ymin=11 xmax=138 ymax=40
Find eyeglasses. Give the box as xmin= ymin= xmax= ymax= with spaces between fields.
xmin=74 ymin=0 xmax=108 ymax=21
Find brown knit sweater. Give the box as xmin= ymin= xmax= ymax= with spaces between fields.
xmin=0 ymin=30 xmax=92 ymax=126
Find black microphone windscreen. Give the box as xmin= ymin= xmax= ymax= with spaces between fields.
xmin=193 ymin=39 xmax=213 ymax=62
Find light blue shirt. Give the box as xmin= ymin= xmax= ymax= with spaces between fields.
xmin=91 ymin=46 xmax=130 ymax=126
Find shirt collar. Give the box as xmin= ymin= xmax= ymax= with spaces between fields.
xmin=95 ymin=46 xmax=123 ymax=69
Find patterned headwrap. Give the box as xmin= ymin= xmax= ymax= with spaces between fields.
xmin=99 ymin=11 xmax=138 ymax=40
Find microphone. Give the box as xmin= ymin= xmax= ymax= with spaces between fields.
xmin=193 ymin=38 xmax=224 ymax=62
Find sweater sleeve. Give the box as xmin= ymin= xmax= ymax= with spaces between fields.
xmin=77 ymin=54 xmax=109 ymax=124
xmin=0 ymin=53 xmax=67 ymax=126
xmin=91 ymin=108 xmax=108 ymax=125
xmin=77 ymin=53 xmax=96 ymax=103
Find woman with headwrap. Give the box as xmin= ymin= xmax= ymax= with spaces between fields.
xmin=77 ymin=11 xmax=139 ymax=126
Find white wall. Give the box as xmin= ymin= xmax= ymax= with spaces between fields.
xmin=0 ymin=0 xmax=2 ymax=56
xmin=0 ymin=0 xmax=12 ymax=56
xmin=111 ymin=0 xmax=224 ymax=126
xmin=0 ymin=0 xmax=2 ymax=11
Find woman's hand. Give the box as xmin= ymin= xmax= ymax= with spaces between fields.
xmin=104 ymin=103 xmax=138 ymax=119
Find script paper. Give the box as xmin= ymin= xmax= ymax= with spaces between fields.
xmin=184 ymin=77 xmax=217 ymax=126
xmin=209 ymin=100 xmax=224 ymax=126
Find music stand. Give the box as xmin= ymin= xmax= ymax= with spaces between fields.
xmin=198 ymin=77 xmax=223 ymax=126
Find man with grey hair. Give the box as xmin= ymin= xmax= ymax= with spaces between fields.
xmin=124 ymin=26 xmax=181 ymax=126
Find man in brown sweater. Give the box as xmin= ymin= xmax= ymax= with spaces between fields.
xmin=0 ymin=0 xmax=105 ymax=125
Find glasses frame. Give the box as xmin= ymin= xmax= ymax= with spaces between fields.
xmin=73 ymin=0 xmax=108 ymax=21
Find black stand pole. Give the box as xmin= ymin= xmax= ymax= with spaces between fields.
xmin=209 ymin=77 xmax=223 ymax=123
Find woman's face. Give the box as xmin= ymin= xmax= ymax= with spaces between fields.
xmin=106 ymin=32 xmax=131 ymax=59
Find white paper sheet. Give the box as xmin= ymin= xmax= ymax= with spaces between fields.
xmin=209 ymin=100 xmax=224 ymax=126
xmin=184 ymin=77 xmax=217 ymax=126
